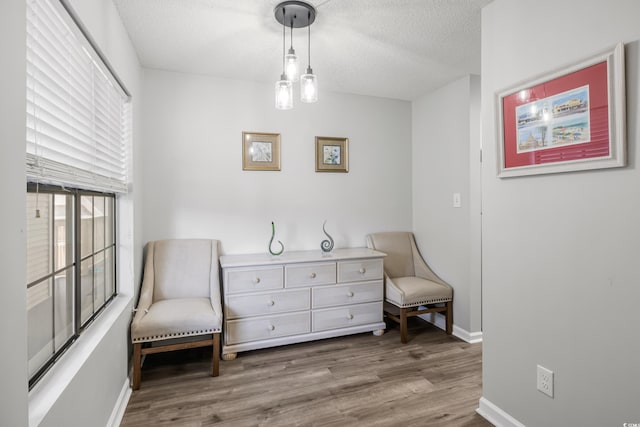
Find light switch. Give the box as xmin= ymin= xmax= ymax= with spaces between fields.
xmin=453 ymin=193 xmax=461 ymax=208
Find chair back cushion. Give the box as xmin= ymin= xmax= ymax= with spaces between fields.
xmin=153 ymin=239 xmax=215 ymax=301
xmin=367 ymin=232 xmax=415 ymax=278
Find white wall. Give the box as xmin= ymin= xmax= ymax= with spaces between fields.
xmin=141 ymin=69 xmax=412 ymax=255
xmin=412 ymin=75 xmax=482 ymax=335
xmin=481 ymin=1 xmax=640 ymax=425
xmin=0 ymin=1 xmax=28 ymax=425
xmin=0 ymin=0 xmax=143 ymax=426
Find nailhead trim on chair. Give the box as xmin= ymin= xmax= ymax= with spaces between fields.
xmin=390 ymin=297 xmax=452 ymax=308
xmin=132 ymin=328 xmax=221 ymax=343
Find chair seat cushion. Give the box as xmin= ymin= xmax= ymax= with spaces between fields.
xmin=387 ymin=276 xmax=452 ymax=308
xmin=131 ymin=297 xmax=222 ymax=343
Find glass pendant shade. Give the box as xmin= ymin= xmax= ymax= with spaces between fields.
xmin=285 ymin=48 xmax=299 ymax=82
xmin=274 ymin=1 xmax=317 ymax=109
xmin=275 ymin=75 xmax=293 ymax=110
xmin=300 ymin=68 xmax=317 ymax=103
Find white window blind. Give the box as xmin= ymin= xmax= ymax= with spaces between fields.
xmin=26 ymin=0 xmax=131 ymax=193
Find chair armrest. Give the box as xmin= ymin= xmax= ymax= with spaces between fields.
xmin=209 ymin=287 xmax=222 ymax=323
xmin=384 ymin=273 xmax=404 ymax=307
xmin=209 ymin=240 xmax=223 ymax=321
xmin=411 ymin=237 xmax=451 ymax=289
xmin=133 ymin=241 xmax=156 ymax=321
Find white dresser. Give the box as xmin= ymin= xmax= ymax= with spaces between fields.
xmin=219 ymin=248 xmax=386 ymax=359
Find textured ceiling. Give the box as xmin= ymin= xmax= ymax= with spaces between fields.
xmin=113 ymin=0 xmax=491 ymax=101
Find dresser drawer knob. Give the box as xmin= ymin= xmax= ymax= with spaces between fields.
xmin=347 ymin=314 xmax=354 ymax=320
xmin=255 ymin=277 xmax=261 ymax=284
xmin=310 ymin=272 xmax=316 ymax=279
xmin=268 ymin=300 xmax=275 ymax=306
xmin=359 ymin=268 xmax=366 ymax=274
xmin=347 ymin=291 xmax=354 ymax=297
xmin=269 ymin=324 xmax=275 ymax=331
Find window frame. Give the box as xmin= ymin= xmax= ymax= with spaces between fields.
xmin=26 ymin=182 xmax=117 ymax=389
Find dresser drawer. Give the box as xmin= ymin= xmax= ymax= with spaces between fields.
xmin=312 ymin=281 xmax=383 ymax=309
xmin=312 ymin=302 xmax=383 ymax=332
xmin=225 ymin=312 xmax=311 ymax=345
xmin=337 ymin=259 xmax=383 ymax=283
xmin=285 ymin=262 xmax=336 ymax=288
xmin=224 ymin=266 xmax=283 ymax=294
xmin=225 ymin=289 xmax=310 ymax=319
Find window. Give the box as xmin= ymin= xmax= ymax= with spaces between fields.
xmin=26 ymin=185 xmax=116 ymax=387
xmin=25 ymin=0 xmax=130 ymax=388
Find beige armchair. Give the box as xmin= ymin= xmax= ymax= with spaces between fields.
xmin=131 ymin=239 xmax=222 ymax=390
xmin=366 ymin=232 xmax=453 ymax=343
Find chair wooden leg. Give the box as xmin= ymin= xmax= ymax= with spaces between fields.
xmin=445 ymin=301 xmax=453 ymax=335
xmin=132 ymin=343 xmax=142 ymax=390
xmin=212 ymin=333 xmax=220 ymax=377
xmin=400 ymin=308 xmax=408 ymax=344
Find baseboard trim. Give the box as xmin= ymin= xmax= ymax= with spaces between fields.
xmin=417 ymin=312 xmax=483 ymax=343
xmin=454 ymin=325 xmax=483 ymax=344
xmin=107 ymin=378 xmax=131 ymax=427
xmin=476 ymin=397 xmax=526 ymax=427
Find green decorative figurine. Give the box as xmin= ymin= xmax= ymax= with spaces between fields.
xmin=269 ymin=221 xmax=284 ymax=256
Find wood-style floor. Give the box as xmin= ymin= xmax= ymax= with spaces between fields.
xmin=121 ymin=318 xmax=491 ymax=427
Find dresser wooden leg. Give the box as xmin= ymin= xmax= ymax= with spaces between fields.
xmin=373 ymin=329 xmax=385 ymax=336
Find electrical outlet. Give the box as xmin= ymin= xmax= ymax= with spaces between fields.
xmin=453 ymin=193 xmax=461 ymax=208
xmin=537 ymin=365 xmax=554 ymax=397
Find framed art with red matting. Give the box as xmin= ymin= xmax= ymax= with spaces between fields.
xmin=497 ymin=43 xmax=626 ymax=177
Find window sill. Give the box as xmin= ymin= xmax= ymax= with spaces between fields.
xmin=28 ymin=294 xmax=132 ymax=427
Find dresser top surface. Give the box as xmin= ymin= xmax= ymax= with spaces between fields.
xmin=220 ymin=247 xmax=386 ymax=268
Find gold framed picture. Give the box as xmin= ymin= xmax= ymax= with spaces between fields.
xmin=242 ymin=132 xmax=281 ymax=171
xmin=315 ymin=136 xmax=348 ymax=173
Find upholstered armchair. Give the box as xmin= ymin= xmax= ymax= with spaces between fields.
xmin=366 ymin=232 xmax=453 ymax=343
xmin=131 ymin=239 xmax=222 ymax=390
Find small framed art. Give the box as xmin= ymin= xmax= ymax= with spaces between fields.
xmin=315 ymin=136 xmax=349 ymax=173
xmin=497 ymin=43 xmax=626 ymax=177
xmin=242 ymin=132 xmax=281 ymax=171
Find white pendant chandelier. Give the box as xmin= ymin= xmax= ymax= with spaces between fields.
xmin=274 ymin=1 xmax=317 ymax=110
